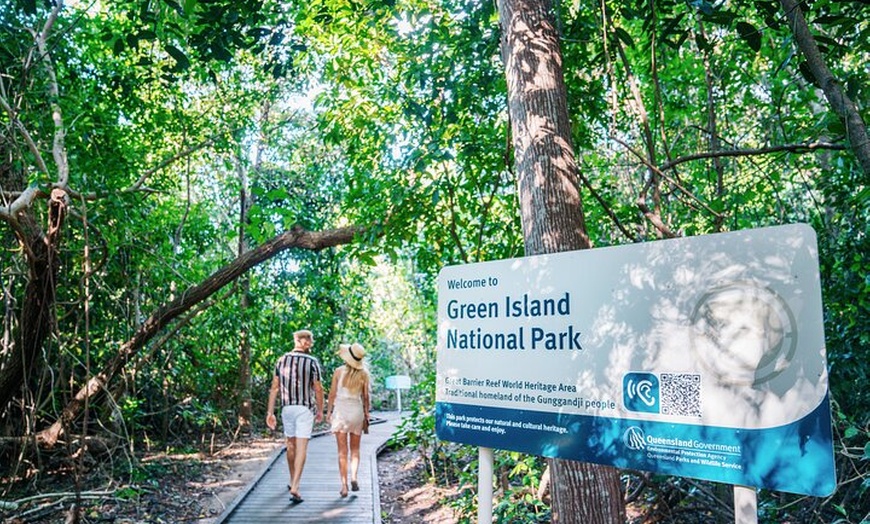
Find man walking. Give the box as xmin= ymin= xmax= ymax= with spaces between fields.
xmin=266 ymin=329 xmax=324 ymax=503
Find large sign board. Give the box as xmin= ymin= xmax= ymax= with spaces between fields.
xmin=435 ymin=224 xmax=835 ymax=496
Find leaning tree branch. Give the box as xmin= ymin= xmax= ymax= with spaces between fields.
xmin=35 ymin=223 xmax=366 ymax=446
xmin=779 ymin=0 xmax=870 ymax=176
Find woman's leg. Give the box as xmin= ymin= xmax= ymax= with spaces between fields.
xmin=334 ymin=432 xmax=349 ymax=496
xmin=349 ymin=432 xmax=362 ymax=489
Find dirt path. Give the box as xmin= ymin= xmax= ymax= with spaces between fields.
xmin=377 ymin=446 xmax=457 ymax=523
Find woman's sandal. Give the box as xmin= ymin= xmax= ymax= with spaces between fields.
xmin=340 ymin=486 xmax=348 ymax=498
xmin=289 ymin=488 xmax=304 ymax=504
xmin=351 ymin=480 xmax=359 ymax=491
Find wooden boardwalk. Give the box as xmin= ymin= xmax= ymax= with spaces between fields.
xmin=216 ymin=412 xmax=402 ymax=523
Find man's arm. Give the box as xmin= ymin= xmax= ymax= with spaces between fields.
xmin=266 ymin=375 xmax=279 ymax=430
xmin=313 ymin=380 xmax=324 ymax=423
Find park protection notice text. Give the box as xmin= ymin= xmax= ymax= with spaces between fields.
xmin=435 ymin=224 xmax=835 ymax=497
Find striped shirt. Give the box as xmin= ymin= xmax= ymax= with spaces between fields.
xmin=275 ymin=352 xmax=323 ymax=412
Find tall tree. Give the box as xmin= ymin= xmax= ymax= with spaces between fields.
xmin=0 ymin=1 xmax=70 ymax=411
xmin=497 ymin=0 xmax=625 ymax=522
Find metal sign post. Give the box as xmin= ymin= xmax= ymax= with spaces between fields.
xmin=734 ymin=486 xmax=758 ymax=524
xmin=478 ymin=447 xmax=494 ymax=523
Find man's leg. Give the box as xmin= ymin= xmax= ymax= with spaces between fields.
xmin=284 ymin=405 xmax=314 ymax=500
xmin=285 ymin=437 xmax=296 ymax=487
xmin=290 ymin=437 xmax=310 ymax=494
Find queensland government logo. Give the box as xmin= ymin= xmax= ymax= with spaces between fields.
xmin=623 ymin=426 xmax=646 ymax=450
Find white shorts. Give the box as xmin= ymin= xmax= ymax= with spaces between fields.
xmin=281 ymin=405 xmax=314 ymax=439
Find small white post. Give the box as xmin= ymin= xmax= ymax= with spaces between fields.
xmin=733 ymin=485 xmax=758 ymax=524
xmin=396 ymin=388 xmax=402 ymax=413
xmin=478 ymin=447 xmax=494 ymax=523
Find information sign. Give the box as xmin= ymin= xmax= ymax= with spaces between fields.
xmin=386 ymin=375 xmax=412 ymax=390
xmin=386 ymin=375 xmax=412 ymax=412
xmin=435 ymin=224 xmax=835 ymax=496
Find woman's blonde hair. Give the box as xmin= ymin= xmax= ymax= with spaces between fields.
xmin=341 ymin=365 xmax=369 ymax=394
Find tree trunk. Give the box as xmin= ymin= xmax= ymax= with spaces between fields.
xmin=236 ymin=155 xmax=253 ymax=429
xmin=498 ymin=0 xmax=590 ymax=253
xmin=235 ymin=100 xmax=270 ymax=430
xmin=0 ymin=190 xmax=67 ymax=411
xmin=497 ymin=0 xmax=625 ymax=522
xmin=549 ymin=460 xmax=625 ymax=523
xmin=36 ymin=224 xmax=363 ymax=446
xmin=779 ymin=0 xmax=870 ymax=176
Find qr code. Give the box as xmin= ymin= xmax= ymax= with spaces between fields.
xmin=660 ymin=373 xmax=701 ymax=417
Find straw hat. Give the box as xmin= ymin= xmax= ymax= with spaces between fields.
xmin=339 ymin=343 xmax=366 ymax=369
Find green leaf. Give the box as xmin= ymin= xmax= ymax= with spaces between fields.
xmin=695 ymin=32 xmax=711 ymax=52
xmin=826 ymin=117 xmax=846 ymax=135
xmin=20 ymin=0 xmax=37 ymax=14
xmin=266 ymin=188 xmax=289 ymax=201
xmin=211 ymin=42 xmax=233 ymax=62
xmin=736 ymin=22 xmax=761 ymax=52
xmin=183 ymin=0 xmax=197 ymax=17
xmin=112 ymin=38 xmax=125 ymax=55
xmin=165 ymin=45 xmax=190 ymax=71
xmin=798 ymin=61 xmax=818 ymax=86
xmin=614 ymin=28 xmax=634 ymax=48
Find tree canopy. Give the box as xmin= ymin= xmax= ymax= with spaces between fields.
xmin=1 ymin=0 xmax=867 ymax=521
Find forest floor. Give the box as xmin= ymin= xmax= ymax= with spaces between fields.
xmin=0 ymin=431 xmax=455 ymax=523
xmin=377 ymin=445 xmax=458 ymax=523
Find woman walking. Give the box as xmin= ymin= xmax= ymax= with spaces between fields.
xmin=326 ymin=342 xmax=371 ymax=497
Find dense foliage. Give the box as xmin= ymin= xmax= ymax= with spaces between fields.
xmin=1 ymin=0 xmax=867 ymax=521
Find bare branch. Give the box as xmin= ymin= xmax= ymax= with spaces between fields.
xmin=576 ymin=166 xmax=637 ymax=243
xmin=611 ymin=136 xmax=722 ymax=219
xmin=0 ymin=186 xmax=44 ymax=224
xmin=0 ymin=0 xmax=68 ymax=221
xmin=35 ymin=0 xmax=69 ymax=188
xmin=0 ymin=94 xmax=50 ymax=176
xmin=659 ymin=142 xmax=847 ymax=172
xmin=122 ymin=136 xmax=219 ymax=193
xmin=636 ymin=200 xmax=678 ymax=238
